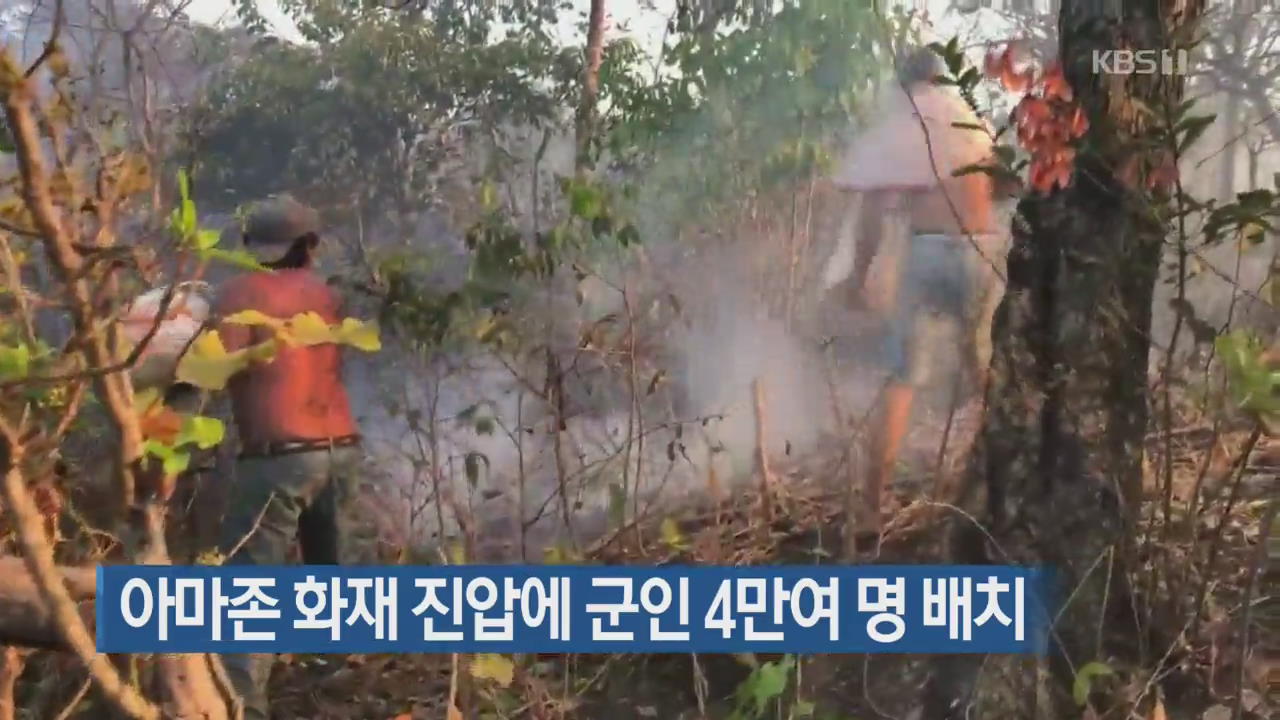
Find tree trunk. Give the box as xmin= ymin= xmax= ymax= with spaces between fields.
xmin=924 ymin=0 xmax=1204 ymax=717
xmin=574 ymin=0 xmax=607 ymax=174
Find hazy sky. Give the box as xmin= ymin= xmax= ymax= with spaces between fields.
xmin=181 ymin=0 xmax=679 ymax=50
xmin=179 ymin=0 xmax=1007 ymax=53
xmin=183 ymin=0 xmax=301 ymax=38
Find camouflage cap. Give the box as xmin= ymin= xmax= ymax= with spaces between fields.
xmin=237 ymin=194 xmax=321 ymax=259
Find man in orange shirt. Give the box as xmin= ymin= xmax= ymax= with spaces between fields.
xmin=214 ymin=195 xmax=368 ymax=719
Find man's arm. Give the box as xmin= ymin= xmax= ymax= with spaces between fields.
xmin=850 ymin=190 xmax=889 ymax=293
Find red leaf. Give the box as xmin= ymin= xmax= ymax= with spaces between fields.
xmin=1041 ymin=62 xmax=1073 ymax=102
xmin=139 ymin=405 xmax=183 ymax=444
xmin=1069 ymin=105 xmax=1089 ymax=137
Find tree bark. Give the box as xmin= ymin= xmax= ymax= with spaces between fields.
xmin=924 ymin=0 xmax=1205 ymax=717
xmin=574 ymin=0 xmax=607 ymax=174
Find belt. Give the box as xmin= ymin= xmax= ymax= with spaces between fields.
xmin=239 ymin=434 xmax=361 ymax=459
xmin=911 ymin=230 xmax=1000 ymax=240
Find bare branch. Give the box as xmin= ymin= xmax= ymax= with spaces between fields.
xmin=24 ymin=0 xmax=65 ymax=78
xmin=0 ymin=429 xmax=158 ymax=719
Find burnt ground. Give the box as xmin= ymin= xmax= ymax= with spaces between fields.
xmin=13 ymin=385 xmax=1271 ymax=720
xmin=254 ymin=397 xmax=1271 ymax=720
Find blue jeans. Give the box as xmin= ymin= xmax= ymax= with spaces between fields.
xmin=883 ymin=233 xmax=1002 ymax=388
xmin=217 ymin=445 xmax=368 ymax=719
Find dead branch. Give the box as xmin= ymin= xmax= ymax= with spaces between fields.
xmin=0 ymin=647 xmax=24 ymax=720
xmin=753 ymin=378 xmax=775 ymax=522
xmin=0 ymin=555 xmax=94 ymax=651
xmin=0 ymin=440 xmax=157 ymax=719
xmin=3 ymin=61 xmax=145 ymax=508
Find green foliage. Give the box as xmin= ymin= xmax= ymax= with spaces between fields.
xmin=1217 ymin=330 xmax=1280 ymax=430
xmin=0 ymin=342 xmax=30 ymax=382
xmin=730 ymin=654 xmax=797 ymax=720
xmin=1203 ymin=185 xmax=1280 ymax=246
xmin=1072 ymin=661 xmax=1115 ymax=707
xmin=169 ymin=169 xmax=265 ymax=270
xmin=463 ymin=451 xmax=489 ymax=487
xmin=142 ymin=413 xmax=226 ymax=476
xmin=608 ymin=0 xmax=895 ymax=220
xmin=377 ymin=176 xmax=638 ymax=355
xmin=193 ymin=2 xmax=573 ymax=213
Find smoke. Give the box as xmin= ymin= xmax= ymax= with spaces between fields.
xmin=345 ymin=17 xmax=1280 ymax=562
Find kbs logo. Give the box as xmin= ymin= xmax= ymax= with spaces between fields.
xmin=1092 ymin=49 xmax=1189 ymax=76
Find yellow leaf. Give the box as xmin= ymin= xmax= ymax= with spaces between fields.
xmin=245 ymin=339 xmax=279 ymax=364
xmin=336 ymin=318 xmax=382 ymax=352
xmin=175 ymin=331 xmax=254 ymax=390
xmin=469 ymin=654 xmax=514 ymax=687
xmin=285 ymin=311 xmax=335 ymax=347
xmin=224 ymin=310 xmax=285 ymax=330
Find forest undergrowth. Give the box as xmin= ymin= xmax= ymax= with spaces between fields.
xmin=17 ymin=382 xmax=1254 ymax=720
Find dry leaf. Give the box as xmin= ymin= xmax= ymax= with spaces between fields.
xmin=138 ymin=404 xmax=183 ymax=444
xmin=469 ymin=653 xmax=514 ymax=687
xmin=1150 ymin=699 xmax=1167 ymax=720
xmin=447 ymin=704 xmax=463 ymax=720
xmin=1202 ymin=705 xmax=1231 ymax=720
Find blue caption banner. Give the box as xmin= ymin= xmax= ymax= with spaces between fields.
xmin=96 ymin=565 xmax=1054 ymax=654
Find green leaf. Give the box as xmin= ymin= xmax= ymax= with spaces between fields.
xmin=177 ymin=415 xmax=225 ymax=450
xmin=608 ymin=483 xmax=626 ymax=528
xmin=176 ymin=168 xmax=191 ymax=202
xmin=0 ymin=343 xmax=31 ymax=382
xmin=751 ymin=656 xmax=795 ymax=714
xmin=464 ymin=451 xmax=489 ymax=487
xmin=142 ymin=440 xmax=192 ymax=475
xmin=195 ymin=228 xmax=222 ymax=251
xmin=1216 ymin=330 xmax=1280 ymax=417
xmin=569 ymin=183 xmax=604 ymax=220
xmin=1072 ymin=661 xmax=1114 ymax=707
xmin=1177 ymin=114 xmax=1216 ymax=154
xmin=201 ymin=248 xmax=268 ymax=271
xmin=163 ymin=449 xmax=192 ymax=475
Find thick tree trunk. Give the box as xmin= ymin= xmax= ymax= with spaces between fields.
xmin=924 ymin=0 xmax=1204 ymax=717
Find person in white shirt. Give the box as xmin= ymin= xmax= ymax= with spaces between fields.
xmin=833 ymin=47 xmax=1018 ymax=538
